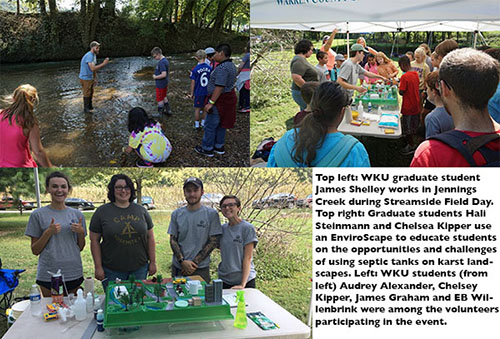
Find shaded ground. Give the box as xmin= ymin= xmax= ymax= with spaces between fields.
xmin=0 ymin=55 xmax=249 ymax=167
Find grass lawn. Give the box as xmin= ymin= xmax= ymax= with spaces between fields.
xmin=0 ymin=208 xmax=311 ymax=336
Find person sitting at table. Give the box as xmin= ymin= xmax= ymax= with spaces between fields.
xmin=218 ymin=195 xmax=258 ymax=289
xmin=267 ymin=81 xmax=370 ymax=167
xmin=25 ymin=171 xmax=86 ymax=297
xmin=89 ymin=174 xmax=157 ymax=290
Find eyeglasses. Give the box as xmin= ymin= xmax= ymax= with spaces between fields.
xmin=114 ymin=186 xmax=131 ymax=191
xmin=221 ymin=202 xmax=237 ymax=209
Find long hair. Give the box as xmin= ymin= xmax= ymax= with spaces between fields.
xmin=375 ymin=51 xmax=392 ymax=65
xmin=127 ymin=107 xmax=156 ymax=133
xmin=292 ymin=82 xmax=350 ymax=166
xmin=1 ymin=84 xmax=38 ymax=130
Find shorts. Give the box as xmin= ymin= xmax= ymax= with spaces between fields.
xmin=194 ymin=95 xmax=207 ymax=108
xmin=401 ymin=114 xmax=420 ymax=136
xmin=79 ymin=79 xmax=94 ymax=97
xmin=156 ymin=86 xmax=168 ymax=102
xmin=37 ymin=276 xmax=84 ymax=292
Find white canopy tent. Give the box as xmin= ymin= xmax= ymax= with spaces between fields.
xmin=251 ymin=0 xmax=500 ymax=51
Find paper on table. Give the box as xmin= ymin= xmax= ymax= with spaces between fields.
xmin=223 ymin=293 xmax=248 ymax=308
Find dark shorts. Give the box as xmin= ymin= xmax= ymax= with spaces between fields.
xmin=37 ymin=276 xmax=84 ymax=292
xmin=194 ymin=95 xmax=207 ymax=108
xmin=401 ymin=114 xmax=420 ymax=136
xmin=222 ymin=278 xmax=256 ymax=289
xmin=156 ymin=86 xmax=168 ymax=102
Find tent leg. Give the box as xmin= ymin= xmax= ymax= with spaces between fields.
xmin=473 ymin=31 xmax=478 ymax=48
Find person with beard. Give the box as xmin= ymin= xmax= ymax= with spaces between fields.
xmin=168 ymin=177 xmax=222 ymax=282
xmin=79 ymin=41 xmax=109 ymax=113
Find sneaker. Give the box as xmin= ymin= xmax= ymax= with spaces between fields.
xmin=238 ymin=108 xmax=250 ymax=113
xmin=214 ymin=146 xmax=225 ymax=155
xmin=163 ymin=102 xmax=172 ymax=115
xmin=136 ymin=159 xmax=154 ymax=168
xmin=400 ymin=144 xmax=415 ymax=155
xmin=194 ymin=145 xmax=214 ymax=157
xmin=201 ymin=120 xmax=205 ymax=127
xmin=194 ymin=122 xmax=200 ymax=129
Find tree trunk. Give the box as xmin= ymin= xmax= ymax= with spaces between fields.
xmin=16 ymin=0 xmax=20 ymax=14
xmin=89 ymin=0 xmax=100 ymax=43
xmin=103 ymin=0 xmax=116 ymax=17
xmin=48 ymin=0 xmax=57 ymax=14
xmin=174 ymin=0 xmax=178 ymax=23
xmin=213 ymin=0 xmax=228 ymax=31
xmin=199 ymin=0 xmax=215 ymax=28
xmin=40 ymin=0 xmax=47 ymax=16
xmin=136 ymin=178 xmax=142 ymax=207
xmin=180 ymin=0 xmax=195 ymax=24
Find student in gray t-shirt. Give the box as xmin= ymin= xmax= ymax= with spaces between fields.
xmin=168 ymin=177 xmax=222 ymax=282
xmin=218 ymin=195 xmax=258 ymax=289
xmin=337 ymin=43 xmax=386 ymax=99
xmin=25 ymin=172 xmax=86 ymax=297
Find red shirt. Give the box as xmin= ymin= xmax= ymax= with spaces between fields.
xmin=399 ymin=71 xmax=420 ymax=116
xmin=410 ymin=129 xmax=500 ymax=167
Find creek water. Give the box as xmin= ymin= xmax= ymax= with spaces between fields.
xmin=0 ymin=54 xmax=248 ymax=167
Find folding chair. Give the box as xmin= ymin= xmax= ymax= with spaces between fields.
xmin=0 ymin=266 xmax=25 ymax=319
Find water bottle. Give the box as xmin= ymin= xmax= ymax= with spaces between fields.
xmin=96 ymin=309 xmax=105 ymax=332
xmin=86 ymin=292 xmax=93 ymax=313
xmin=73 ymin=289 xmax=87 ymax=321
xmin=368 ymin=102 xmax=372 ymax=113
xmin=30 ymin=284 xmax=42 ymax=317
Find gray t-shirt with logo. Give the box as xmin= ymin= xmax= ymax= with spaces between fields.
xmin=218 ymin=220 xmax=258 ymax=285
xmin=25 ymin=206 xmax=87 ymax=282
xmin=168 ymin=205 xmax=222 ymax=269
xmin=338 ymin=58 xmax=366 ymax=98
xmin=89 ymin=203 xmax=153 ymax=272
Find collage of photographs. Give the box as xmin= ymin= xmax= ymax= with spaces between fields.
xmin=0 ymin=0 xmax=499 ymax=338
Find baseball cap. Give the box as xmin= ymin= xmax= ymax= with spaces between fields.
xmin=322 ymin=35 xmax=330 ymax=42
xmin=205 ymin=47 xmax=216 ymax=55
xmin=351 ymin=43 xmax=369 ymax=53
xmin=183 ymin=177 xmax=203 ymax=189
xmin=335 ymin=54 xmax=345 ymax=61
xmin=90 ymin=41 xmax=101 ymax=49
xmin=192 ymin=49 xmax=206 ymax=60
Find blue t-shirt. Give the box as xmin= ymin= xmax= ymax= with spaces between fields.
xmin=267 ymin=129 xmax=371 ymax=167
xmin=190 ymin=63 xmax=212 ymax=97
xmin=79 ymin=51 xmax=96 ymax=80
xmin=424 ymin=106 xmax=454 ymax=139
xmin=154 ymin=57 xmax=169 ymax=89
xmin=488 ymin=83 xmax=500 ymax=124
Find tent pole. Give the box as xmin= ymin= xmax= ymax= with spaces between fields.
xmin=473 ymin=30 xmax=478 ymax=48
xmin=34 ymin=168 xmax=41 ymax=209
xmin=346 ymin=22 xmax=350 ymax=55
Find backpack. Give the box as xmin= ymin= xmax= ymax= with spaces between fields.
xmin=429 ymin=130 xmax=500 ymax=167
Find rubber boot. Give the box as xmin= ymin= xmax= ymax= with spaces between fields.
xmin=163 ymin=102 xmax=172 ymax=115
xmin=83 ymin=97 xmax=91 ymax=113
xmin=88 ymin=97 xmax=94 ymax=110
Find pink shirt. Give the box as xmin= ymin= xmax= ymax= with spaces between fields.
xmin=0 ymin=112 xmax=37 ymax=167
xmin=364 ymin=63 xmax=378 ymax=84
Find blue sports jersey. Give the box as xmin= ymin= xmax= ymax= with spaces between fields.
xmin=190 ymin=63 xmax=212 ymax=97
xmin=154 ymin=57 xmax=169 ymax=89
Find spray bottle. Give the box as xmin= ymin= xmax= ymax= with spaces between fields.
xmin=233 ymin=290 xmax=247 ymax=329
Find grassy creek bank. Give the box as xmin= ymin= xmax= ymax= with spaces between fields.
xmin=0 ymin=11 xmax=248 ymax=63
